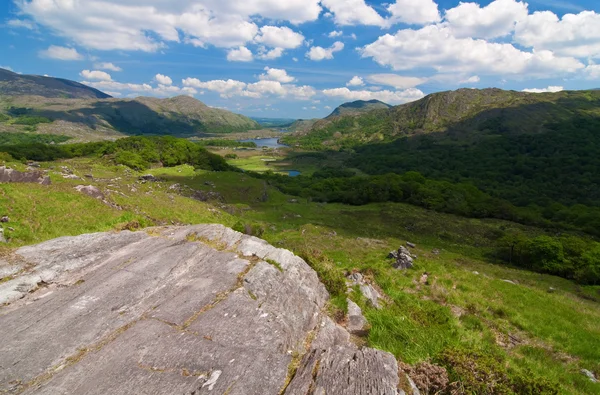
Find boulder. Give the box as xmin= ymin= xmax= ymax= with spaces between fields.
xmin=74 ymin=185 xmax=105 ymax=200
xmin=346 ymin=272 xmax=382 ymax=309
xmin=346 ymin=299 xmax=369 ymax=336
xmin=139 ymin=174 xmax=159 ymax=182
xmin=0 ymin=216 xmax=8 ymax=223
xmin=0 ymin=224 xmax=400 ymax=394
xmin=406 ymin=242 xmax=416 ymax=248
xmin=581 ymin=369 xmax=598 ymax=383
xmin=0 ymin=166 xmax=51 ymax=185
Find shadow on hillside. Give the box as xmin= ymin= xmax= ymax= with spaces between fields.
xmin=10 ymin=100 xmax=204 ymax=137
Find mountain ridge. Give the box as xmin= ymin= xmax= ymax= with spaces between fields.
xmin=326 ymin=99 xmax=391 ymax=118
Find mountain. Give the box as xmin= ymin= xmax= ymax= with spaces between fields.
xmin=326 ymin=99 xmax=391 ymax=118
xmin=0 ymin=68 xmax=111 ymax=99
xmin=286 ymin=88 xmax=600 ymax=148
xmin=0 ymin=69 xmax=260 ymax=140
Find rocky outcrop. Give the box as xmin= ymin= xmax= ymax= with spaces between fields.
xmin=389 ymin=246 xmax=415 ymax=270
xmin=0 ymin=166 xmax=50 ymax=185
xmin=0 ymin=224 xmax=401 ymax=394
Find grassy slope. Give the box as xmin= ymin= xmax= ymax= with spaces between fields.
xmin=1 ymin=157 xmax=599 ymax=393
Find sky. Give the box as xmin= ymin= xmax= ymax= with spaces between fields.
xmin=1 ymin=0 xmax=600 ymax=119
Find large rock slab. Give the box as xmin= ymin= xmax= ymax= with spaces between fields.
xmin=0 ymin=225 xmax=400 ymax=394
xmin=0 ymin=166 xmax=50 ymax=185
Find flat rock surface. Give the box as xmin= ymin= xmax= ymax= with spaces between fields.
xmin=0 ymin=225 xmax=400 ymax=394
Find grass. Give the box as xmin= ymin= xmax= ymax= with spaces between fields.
xmin=1 ymin=155 xmax=599 ymax=394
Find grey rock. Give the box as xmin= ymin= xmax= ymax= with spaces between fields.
xmin=0 ymin=166 xmax=51 ymax=185
xmin=62 ymin=174 xmax=82 ymax=180
xmin=346 ymin=272 xmax=382 ymax=309
xmin=0 ymin=224 xmax=399 ymax=394
xmin=548 ymin=287 xmax=557 ymax=293
xmin=347 ymin=299 xmax=369 ymax=336
xmin=74 ymin=185 xmax=105 ymax=200
xmin=0 ymin=228 xmax=6 ymax=244
xmin=581 ymin=369 xmax=598 ymax=383
xmin=502 ymin=279 xmax=517 ymax=285
xmin=192 ymin=189 xmax=225 ymax=202
xmin=0 ymin=215 xmax=8 ymax=223
xmin=431 ymin=248 xmax=441 ymax=255
xmin=390 ymin=246 xmax=414 ymax=270
xmin=139 ymin=174 xmax=159 ymax=182
xmin=406 ymin=242 xmax=416 ymax=248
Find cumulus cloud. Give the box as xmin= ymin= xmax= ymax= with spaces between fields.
xmin=259 ymin=67 xmax=295 ymax=83
xmin=321 ymin=0 xmax=385 ymax=26
xmin=94 ymin=62 xmax=122 ymax=72
xmin=361 ymin=26 xmax=584 ymax=77
xmin=155 ymin=74 xmax=173 ymax=85
xmin=227 ymin=46 xmax=254 ymax=62
xmin=514 ymin=10 xmax=600 ymax=58
xmin=387 ymin=0 xmax=441 ymax=25
xmin=17 ymin=0 xmax=322 ymax=52
xmin=80 ymin=70 xmax=112 ymax=81
xmin=328 ymin=30 xmax=343 ymax=38
xmin=585 ymin=64 xmax=600 ymax=79
xmin=183 ymin=76 xmax=315 ymax=100
xmin=257 ymin=47 xmax=284 ymax=60
xmin=306 ymin=41 xmax=344 ymax=61
xmin=322 ymin=87 xmax=425 ymax=104
xmin=522 ymin=86 xmax=564 ymax=93
xmin=366 ymin=74 xmax=426 ymax=89
xmin=255 ymin=26 xmax=304 ymax=49
xmin=459 ymin=75 xmax=481 ymax=84
xmin=82 ymin=79 xmax=197 ymax=98
xmin=347 ymin=76 xmax=365 ymax=86
xmin=39 ymin=46 xmax=84 ymax=61
xmin=443 ymin=0 xmax=528 ymax=39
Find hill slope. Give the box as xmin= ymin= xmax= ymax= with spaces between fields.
xmin=285 ymin=88 xmax=600 ymax=148
xmin=0 ymin=74 xmax=260 ymax=140
xmin=327 ymin=99 xmax=391 ymax=118
xmin=0 ymin=68 xmax=111 ymax=99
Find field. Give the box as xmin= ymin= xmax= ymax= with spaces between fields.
xmin=1 ymin=153 xmax=599 ymax=394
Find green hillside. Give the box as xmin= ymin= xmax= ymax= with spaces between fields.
xmin=327 ymin=99 xmax=391 ymax=118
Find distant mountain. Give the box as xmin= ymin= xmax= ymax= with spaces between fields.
xmin=250 ymin=117 xmax=296 ymax=128
xmin=0 ymin=68 xmax=111 ymax=99
xmin=0 ymin=69 xmax=260 ymax=140
xmin=286 ymin=88 xmax=600 ymax=148
xmin=327 ymin=99 xmax=391 ymax=118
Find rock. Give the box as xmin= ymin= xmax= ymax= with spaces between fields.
xmin=548 ymin=287 xmax=557 ymax=293
xmin=390 ymin=246 xmax=414 ymax=270
xmin=74 ymin=185 xmax=105 ymax=200
xmin=0 ymin=216 xmax=8 ymax=223
xmin=581 ymin=369 xmax=598 ymax=383
xmin=431 ymin=249 xmax=441 ymax=255
xmin=84 ymin=174 xmax=94 ymax=179
xmin=191 ymin=189 xmax=225 ymax=202
xmin=8 ymin=227 xmax=14 ymax=231
xmin=27 ymin=162 xmax=41 ymax=168
xmin=502 ymin=279 xmax=517 ymax=285
xmin=62 ymin=174 xmax=81 ymax=180
xmin=472 ymin=271 xmax=479 ymax=275
xmin=288 ymin=199 xmax=298 ymax=203
xmin=0 ymin=166 xmax=51 ymax=185
xmin=419 ymin=273 xmax=429 ymax=285
xmin=406 ymin=242 xmax=416 ymax=248
xmin=204 ymin=181 xmax=215 ymax=187
xmin=346 ymin=272 xmax=382 ymax=308
xmin=0 ymin=224 xmax=400 ymax=394
xmin=139 ymin=174 xmax=159 ymax=182
xmin=168 ymin=183 xmax=180 ymax=191
xmin=346 ymin=300 xmax=369 ymax=336
xmin=0 ymin=228 xmax=6 ymax=244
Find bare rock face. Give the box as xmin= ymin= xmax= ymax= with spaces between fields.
xmin=0 ymin=166 xmax=50 ymax=185
xmin=0 ymin=224 xmax=400 ymax=394
xmin=74 ymin=185 xmax=105 ymax=200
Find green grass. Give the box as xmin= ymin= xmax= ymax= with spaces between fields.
xmin=1 ymin=157 xmax=599 ymax=394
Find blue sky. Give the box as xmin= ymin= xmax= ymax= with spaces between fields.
xmin=1 ymin=0 xmax=599 ymax=118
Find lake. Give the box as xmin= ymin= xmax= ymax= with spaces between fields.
xmin=288 ymin=170 xmax=301 ymax=177
xmin=239 ymin=137 xmax=288 ymax=148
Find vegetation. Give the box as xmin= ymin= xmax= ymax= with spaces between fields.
xmin=196 ymin=139 xmax=257 ymax=148
xmin=0 ymin=132 xmax=71 ymax=145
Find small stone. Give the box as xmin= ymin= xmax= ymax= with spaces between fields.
xmin=139 ymin=174 xmax=159 ymax=182
xmin=419 ymin=273 xmax=429 ymax=285
xmin=288 ymin=199 xmax=298 ymax=203
xmin=581 ymin=369 xmax=598 ymax=383
xmin=502 ymin=279 xmax=517 ymax=285
xmin=431 ymin=249 xmax=441 ymax=255
xmin=0 ymin=216 xmax=9 ymax=223
xmin=74 ymin=185 xmax=105 ymax=200
xmin=406 ymin=242 xmax=416 ymax=248
xmin=472 ymin=271 xmax=479 ymax=275
xmin=548 ymin=287 xmax=556 ymax=293
xmin=0 ymin=228 xmax=6 ymax=244
xmin=8 ymin=227 xmax=14 ymax=231
xmin=347 ymin=299 xmax=369 ymax=336
xmin=84 ymin=174 xmax=94 ymax=179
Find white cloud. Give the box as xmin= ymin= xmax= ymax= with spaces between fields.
xmin=259 ymin=67 xmax=295 ymax=83
xmin=444 ymin=0 xmax=528 ymax=39
xmin=155 ymin=74 xmax=173 ymax=85
xmin=522 ymin=86 xmax=564 ymax=93
xmin=585 ymin=64 xmax=600 ymax=79
xmin=82 ymin=79 xmax=197 ymax=98
xmin=366 ymin=74 xmax=426 ymax=89
xmin=257 ymin=47 xmax=285 ymax=60
xmin=80 ymin=70 xmax=112 ymax=81
xmin=18 ymin=0 xmax=322 ymax=52
xmin=255 ymin=26 xmax=304 ymax=49
xmin=322 ymin=87 xmax=425 ymax=104
xmin=7 ymin=19 xmax=36 ymax=29
xmin=514 ymin=10 xmax=600 ymax=58
xmin=387 ymin=0 xmax=441 ymax=25
xmin=328 ymin=30 xmax=343 ymax=38
xmin=94 ymin=62 xmax=122 ymax=72
xmin=227 ymin=46 xmax=254 ymax=62
xmin=321 ymin=0 xmax=385 ymax=26
xmin=347 ymin=76 xmax=365 ymax=86
xmin=361 ymin=26 xmax=584 ymax=77
xmin=183 ymin=76 xmax=315 ymax=100
xmin=39 ymin=46 xmax=84 ymax=61
xmin=306 ymin=41 xmax=344 ymax=61
xmin=459 ymin=75 xmax=481 ymax=84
